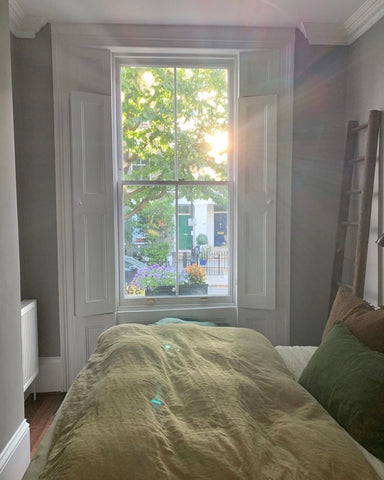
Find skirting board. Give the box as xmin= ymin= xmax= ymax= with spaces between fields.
xmin=0 ymin=420 xmax=30 ymax=480
xmin=36 ymin=357 xmax=65 ymax=392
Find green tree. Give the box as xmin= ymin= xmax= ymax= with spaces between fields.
xmin=121 ymin=66 xmax=229 ymax=259
xmin=134 ymin=194 xmax=175 ymax=264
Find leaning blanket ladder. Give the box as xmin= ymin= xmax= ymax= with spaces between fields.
xmin=329 ymin=110 xmax=381 ymax=309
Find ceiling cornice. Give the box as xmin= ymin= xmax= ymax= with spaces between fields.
xmin=344 ymin=0 xmax=384 ymax=44
xmin=299 ymin=22 xmax=349 ymax=45
xmin=9 ymin=0 xmax=47 ymax=38
xmin=9 ymin=0 xmax=384 ymax=44
xmin=301 ymin=0 xmax=384 ymax=45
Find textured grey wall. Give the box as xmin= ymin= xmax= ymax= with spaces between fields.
xmin=345 ymin=17 xmax=384 ymax=306
xmin=0 ymin=0 xmax=24 ymax=451
xmin=12 ymin=25 xmax=60 ymax=357
xmin=290 ymin=31 xmax=348 ymax=345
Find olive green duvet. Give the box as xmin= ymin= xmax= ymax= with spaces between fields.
xmin=39 ymin=324 xmax=380 ymax=479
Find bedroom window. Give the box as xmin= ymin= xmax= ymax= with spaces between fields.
xmin=116 ymin=58 xmax=234 ymax=306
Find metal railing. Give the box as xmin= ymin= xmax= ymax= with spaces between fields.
xmin=177 ymin=249 xmax=228 ymax=276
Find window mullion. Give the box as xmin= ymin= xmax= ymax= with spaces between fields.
xmin=173 ymin=69 xmax=181 ymax=296
xmin=174 ymin=67 xmax=178 ymax=181
xmin=175 ymin=185 xmax=179 ymax=295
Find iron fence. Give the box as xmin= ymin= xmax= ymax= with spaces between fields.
xmin=177 ymin=250 xmax=228 ymax=276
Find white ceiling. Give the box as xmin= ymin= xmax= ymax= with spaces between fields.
xmin=9 ymin=0 xmax=384 ymax=45
xmin=14 ymin=0 xmax=365 ymax=27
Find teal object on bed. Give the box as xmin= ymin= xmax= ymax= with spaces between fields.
xmin=152 ymin=317 xmax=217 ymax=327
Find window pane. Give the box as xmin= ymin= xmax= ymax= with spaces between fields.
xmin=123 ymin=184 xmax=230 ymax=298
xmin=123 ymin=185 xmax=176 ymax=297
xmin=121 ymin=67 xmax=175 ymax=181
xmin=177 ymin=185 xmax=229 ymax=296
xmin=177 ymin=68 xmax=229 ymax=181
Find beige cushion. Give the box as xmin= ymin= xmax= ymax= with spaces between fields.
xmin=323 ymin=287 xmax=384 ymax=352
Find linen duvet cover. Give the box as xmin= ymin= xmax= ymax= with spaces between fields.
xmin=38 ymin=324 xmax=380 ymax=479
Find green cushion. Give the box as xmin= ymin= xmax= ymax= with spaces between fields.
xmin=299 ymin=321 xmax=384 ymax=461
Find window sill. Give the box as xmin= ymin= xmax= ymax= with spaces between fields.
xmin=116 ymin=304 xmax=237 ymax=326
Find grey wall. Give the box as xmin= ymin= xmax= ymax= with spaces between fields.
xmin=0 ymin=0 xmax=25 ymax=452
xmin=290 ymin=31 xmax=348 ymax=345
xmin=346 ymin=17 xmax=384 ymax=122
xmin=10 ymin=26 xmax=359 ymax=355
xmin=12 ymin=25 xmax=60 ymax=357
xmin=345 ymin=17 xmax=384 ymax=305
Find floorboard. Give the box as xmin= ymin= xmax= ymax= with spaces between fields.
xmin=25 ymin=392 xmax=66 ymax=458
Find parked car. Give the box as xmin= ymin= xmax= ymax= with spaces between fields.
xmin=125 ymin=256 xmax=146 ymax=284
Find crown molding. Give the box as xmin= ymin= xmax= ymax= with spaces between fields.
xmin=300 ymin=0 xmax=384 ymax=46
xmin=9 ymin=0 xmax=47 ymax=38
xmin=299 ymin=22 xmax=349 ymax=45
xmin=344 ymin=0 xmax=384 ymax=44
xmin=9 ymin=0 xmax=384 ymax=44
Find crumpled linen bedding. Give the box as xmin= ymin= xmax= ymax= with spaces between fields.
xmin=39 ymin=324 xmax=380 ymax=479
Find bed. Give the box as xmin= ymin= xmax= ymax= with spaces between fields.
xmin=23 ymin=287 xmax=384 ymax=480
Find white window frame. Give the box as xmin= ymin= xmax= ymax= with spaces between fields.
xmin=113 ymin=53 xmax=237 ymax=311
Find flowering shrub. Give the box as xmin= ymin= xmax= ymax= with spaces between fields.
xmin=126 ymin=284 xmax=145 ymax=296
xmin=183 ymin=264 xmax=207 ymax=285
xmin=131 ymin=264 xmax=176 ymax=289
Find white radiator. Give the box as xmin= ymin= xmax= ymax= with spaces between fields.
xmin=21 ymin=299 xmax=39 ymax=393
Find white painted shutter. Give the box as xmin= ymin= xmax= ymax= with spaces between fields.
xmin=70 ymin=91 xmax=115 ymax=316
xmin=238 ymin=95 xmax=277 ymax=309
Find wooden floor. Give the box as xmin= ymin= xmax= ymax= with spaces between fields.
xmin=25 ymin=392 xmax=66 ymax=458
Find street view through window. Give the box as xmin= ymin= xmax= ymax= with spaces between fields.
xmin=120 ymin=64 xmax=231 ymax=298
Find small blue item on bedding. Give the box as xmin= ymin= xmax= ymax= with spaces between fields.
xmin=152 ymin=317 xmax=217 ymax=327
xmin=151 ymin=385 xmax=164 ymax=412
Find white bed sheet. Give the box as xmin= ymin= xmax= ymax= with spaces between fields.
xmin=275 ymin=345 xmax=384 ymax=480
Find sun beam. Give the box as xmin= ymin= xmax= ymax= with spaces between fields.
xmin=205 ymin=131 xmax=228 ymax=164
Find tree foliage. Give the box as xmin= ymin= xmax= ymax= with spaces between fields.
xmin=133 ymin=194 xmax=174 ymax=264
xmin=121 ymin=65 xmax=229 ymax=257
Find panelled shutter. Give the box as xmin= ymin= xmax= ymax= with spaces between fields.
xmin=70 ymin=91 xmax=115 ymax=316
xmin=237 ymin=94 xmax=277 ymax=310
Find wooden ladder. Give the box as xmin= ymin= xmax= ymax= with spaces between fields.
xmin=329 ymin=109 xmax=381 ymax=309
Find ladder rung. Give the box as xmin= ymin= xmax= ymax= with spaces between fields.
xmin=341 ymin=221 xmax=358 ymax=227
xmin=345 ymin=189 xmax=361 ymax=195
xmin=352 ymin=122 xmax=368 ymax=133
xmin=348 ymin=156 xmax=364 ymax=164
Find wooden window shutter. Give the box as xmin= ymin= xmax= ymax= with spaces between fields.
xmin=70 ymin=91 xmax=115 ymax=316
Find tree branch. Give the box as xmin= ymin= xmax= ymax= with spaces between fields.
xmin=124 ymin=188 xmax=167 ymax=220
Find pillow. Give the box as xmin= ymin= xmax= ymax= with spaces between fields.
xmin=299 ymin=321 xmax=384 ymax=462
xmin=345 ymin=309 xmax=384 ymax=353
xmin=323 ymin=287 xmax=373 ymax=340
xmin=323 ymin=287 xmax=384 ymax=352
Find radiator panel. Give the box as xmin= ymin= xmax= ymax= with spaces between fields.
xmin=21 ymin=299 xmax=39 ymax=391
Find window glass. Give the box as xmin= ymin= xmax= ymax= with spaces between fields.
xmin=121 ymin=66 xmax=175 ymax=181
xmin=177 ymin=185 xmax=229 ymax=296
xmin=120 ymin=62 xmax=231 ymax=301
xmin=123 ymin=185 xmax=176 ymax=297
xmin=176 ymin=68 xmax=228 ymax=181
